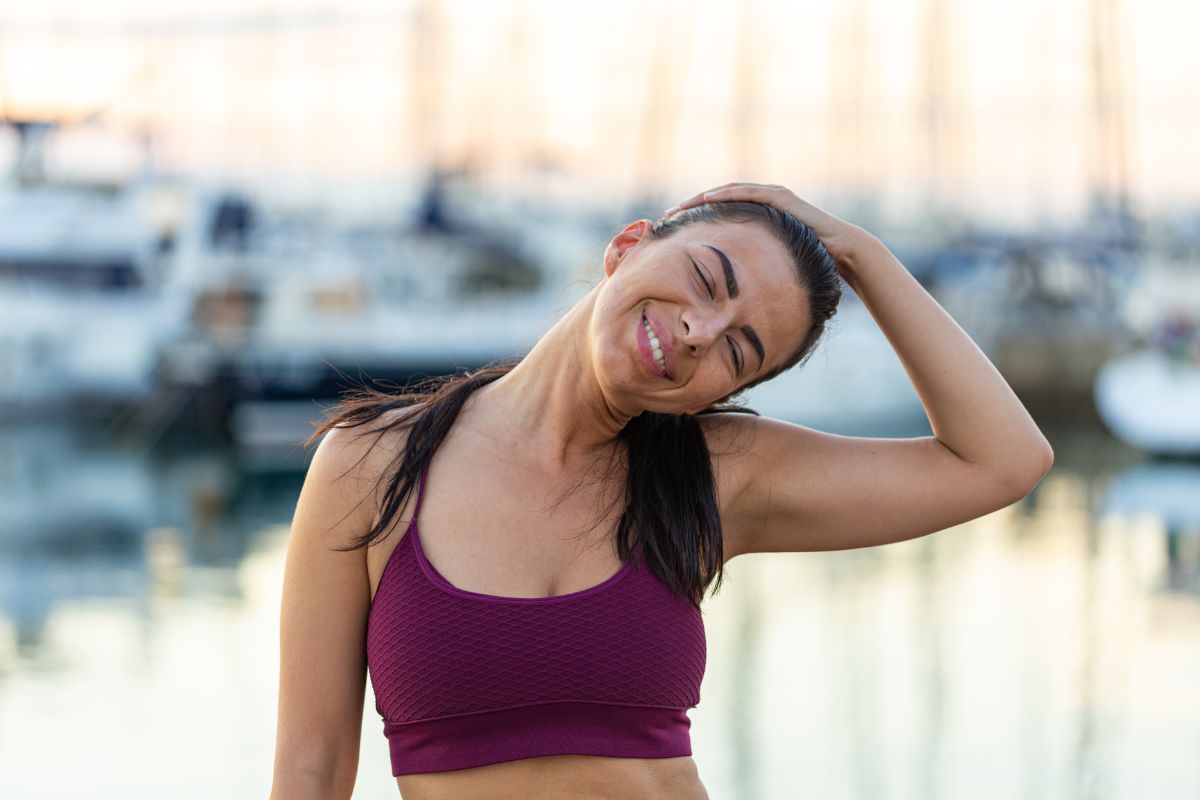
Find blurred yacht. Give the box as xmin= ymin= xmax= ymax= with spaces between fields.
xmin=1094 ymin=293 xmax=1200 ymax=456
xmin=1091 ymin=239 xmax=1200 ymax=456
xmin=137 ymin=168 xmax=602 ymax=462
xmin=0 ymin=117 xmax=255 ymax=418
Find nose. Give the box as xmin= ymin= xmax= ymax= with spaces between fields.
xmin=680 ymin=308 xmax=726 ymax=355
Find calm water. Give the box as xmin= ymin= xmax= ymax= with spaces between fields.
xmin=0 ymin=420 xmax=1196 ymax=799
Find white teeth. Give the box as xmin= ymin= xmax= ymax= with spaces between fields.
xmin=643 ymin=316 xmax=668 ymax=375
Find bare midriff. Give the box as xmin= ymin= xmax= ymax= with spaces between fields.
xmin=395 ymin=753 xmax=710 ymax=800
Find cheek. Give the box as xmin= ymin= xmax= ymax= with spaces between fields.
xmin=690 ymin=357 xmax=735 ymax=398
xmin=589 ymin=303 xmax=639 ymax=378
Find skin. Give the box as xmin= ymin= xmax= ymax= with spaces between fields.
xmin=471 ymin=215 xmax=814 ymax=460
xmin=269 ymin=214 xmax=809 ymax=800
xmin=271 ymin=184 xmax=1054 ymax=800
xmin=392 ymin=217 xmax=808 ymax=799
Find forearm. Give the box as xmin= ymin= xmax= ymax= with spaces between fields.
xmin=839 ymin=230 xmax=1053 ymax=480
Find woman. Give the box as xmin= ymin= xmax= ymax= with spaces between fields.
xmin=269 ymin=183 xmax=1053 ymax=800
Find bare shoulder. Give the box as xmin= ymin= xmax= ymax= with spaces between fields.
xmin=693 ymin=412 xmax=763 ymax=564
xmin=311 ymin=406 xmax=424 ymax=514
xmin=696 ymin=411 xmax=1050 ymax=560
xmin=288 ymin=405 xmax=426 ymax=577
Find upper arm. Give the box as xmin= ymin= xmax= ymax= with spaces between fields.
xmin=704 ymin=413 xmax=1052 ymax=560
xmin=272 ymin=424 xmax=383 ymax=794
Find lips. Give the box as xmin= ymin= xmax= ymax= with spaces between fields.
xmin=637 ymin=312 xmax=666 ymax=379
xmin=641 ymin=308 xmax=675 ymax=381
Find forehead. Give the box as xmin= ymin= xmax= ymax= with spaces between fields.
xmin=669 ymin=221 xmax=812 ymax=361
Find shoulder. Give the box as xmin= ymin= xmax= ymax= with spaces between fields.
xmin=694 ymin=411 xmax=769 ymax=564
xmin=318 ymin=404 xmax=424 ymax=464
xmin=303 ymin=404 xmax=426 ymax=546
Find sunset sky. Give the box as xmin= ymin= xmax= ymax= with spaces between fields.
xmin=0 ymin=0 xmax=1194 ymax=226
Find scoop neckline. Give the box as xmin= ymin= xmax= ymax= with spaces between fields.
xmin=408 ymin=521 xmax=639 ymax=605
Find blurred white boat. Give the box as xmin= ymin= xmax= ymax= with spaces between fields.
xmin=1094 ymin=348 xmax=1200 ymax=457
xmin=103 ymin=172 xmax=600 ymax=455
xmin=0 ymin=118 xmax=254 ymax=416
xmin=1093 ymin=255 xmax=1200 ymax=457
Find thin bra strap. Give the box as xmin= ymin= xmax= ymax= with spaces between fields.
xmin=409 ymin=462 xmax=431 ymax=528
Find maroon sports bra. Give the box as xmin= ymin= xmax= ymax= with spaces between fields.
xmin=365 ymin=462 xmax=708 ymax=776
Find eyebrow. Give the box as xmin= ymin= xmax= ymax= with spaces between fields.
xmin=703 ymin=244 xmax=766 ymax=373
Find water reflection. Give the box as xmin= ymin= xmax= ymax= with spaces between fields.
xmin=1 ymin=423 xmax=1198 ymax=799
xmin=0 ymin=424 xmax=302 ymax=659
xmin=727 ymin=553 xmax=764 ymax=800
xmin=1098 ymin=461 xmax=1200 ymax=594
xmin=912 ymin=537 xmax=947 ymax=800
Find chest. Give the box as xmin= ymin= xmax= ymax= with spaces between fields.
xmin=361 ymin=428 xmax=710 ymax=762
xmin=367 ymin=445 xmax=628 ymax=603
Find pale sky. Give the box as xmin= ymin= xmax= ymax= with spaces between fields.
xmin=0 ymin=0 xmax=1195 ymax=226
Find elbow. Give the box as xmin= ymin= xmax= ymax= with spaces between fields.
xmin=1034 ymin=441 xmax=1055 ymax=480
xmin=1006 ymin=444 xmax=1054 ymax=499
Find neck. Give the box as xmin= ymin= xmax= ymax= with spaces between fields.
xmin=463 ymin=286 xmax=635 ymax=471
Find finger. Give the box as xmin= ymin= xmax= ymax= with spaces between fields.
xmin=690 ymin=183 xmax=773 ymax=205
xmin=695 ymin=181 xmax=751 ymax=201
xmin=703 ymin=183 xmax=776 ymax=201
xmin=670 ymin=192 xmax=708 ymax=212
xmin=667 ymin=181 xmax=788 ymax=216
xmin=668 ymin=182 xmax=750 ymax=213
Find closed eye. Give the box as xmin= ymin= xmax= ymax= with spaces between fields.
xmin=727 ymin=336 xmax=742 ymax=375
xmin=691 ymin=257 xmax=740 ymax=375
xmin=692 ymin=260 xmax=714 ymax=299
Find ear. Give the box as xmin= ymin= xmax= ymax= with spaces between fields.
xmin=602 ymin=219 xmax=653 ymax=278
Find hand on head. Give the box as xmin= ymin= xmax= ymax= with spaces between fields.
xmin=665 ymin=182 xmax=865 ymax=265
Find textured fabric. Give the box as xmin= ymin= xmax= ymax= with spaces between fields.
xmin=365 ymin=463 xmax=708 ymax=776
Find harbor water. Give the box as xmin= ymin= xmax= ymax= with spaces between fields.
xmin=0 ymin=418 xmax=1196 ymax=799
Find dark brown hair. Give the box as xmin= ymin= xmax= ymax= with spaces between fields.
xmin=304 ymin=201 xmax=842 ymax=609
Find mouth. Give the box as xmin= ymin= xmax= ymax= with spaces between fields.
xmin=640 ymin=309 xmax=672 ymax=380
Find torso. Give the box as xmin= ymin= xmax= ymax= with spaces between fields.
xmin=363 ymin=404 xmax=744 ymax=800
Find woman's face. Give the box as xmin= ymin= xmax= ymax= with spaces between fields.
xmin=592 ymin=218 xmax=812 ymax=415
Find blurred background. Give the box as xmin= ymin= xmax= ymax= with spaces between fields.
xmin=0 ymin=0 xmax=1197 ymax=797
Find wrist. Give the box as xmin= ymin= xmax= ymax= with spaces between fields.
xmin=826 ymin=225 xmax=879 ymax=274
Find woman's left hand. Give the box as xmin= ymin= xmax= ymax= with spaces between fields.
xmin=664 ymin=182 xmax=867 ymax=267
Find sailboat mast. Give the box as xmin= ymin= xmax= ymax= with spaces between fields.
xmin=1087 ymin=0 xmax=1136 ymax=248
xmin=732 ymin=0 xmax=762 ymax=181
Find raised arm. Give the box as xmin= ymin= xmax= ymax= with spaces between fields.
xmin=675 ymin=184 xmax=1053 ymax=557
xmin=270 ymin=425 xmax=382 ymax=800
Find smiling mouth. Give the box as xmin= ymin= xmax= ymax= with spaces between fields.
xmin=642 ymin=312 xmax=669 ymax=377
